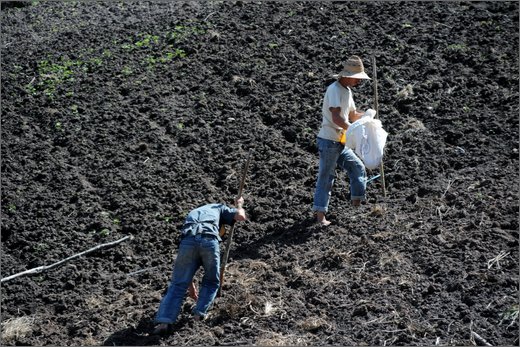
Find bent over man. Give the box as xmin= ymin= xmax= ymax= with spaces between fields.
xmin=153 ymin=196 xmax=247 ymax=335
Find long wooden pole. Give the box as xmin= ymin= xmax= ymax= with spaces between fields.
xmin=372 ymin=55 xmax=387 ymax=198
xmin=218 ymin=149 xmax=253 ymax=297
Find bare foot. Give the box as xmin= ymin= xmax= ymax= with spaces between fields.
xmin=316 ymin=212 xmax=331 ymax=226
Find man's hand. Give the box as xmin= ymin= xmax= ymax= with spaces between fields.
xmin=188 ymin=281 xmax=198 ymax=301
xmin=234 ymin=196 xmax=247 ymax=221
xmin=349 ymin=109 xmax=364 ymax=123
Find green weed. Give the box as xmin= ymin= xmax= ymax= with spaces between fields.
xmin=167 ymin=24 xmax=206 ymax=42
xmin=500 ymin=305 xmax=519 ymax=327
xmin=135 ymin=34 xmax=159 ymax=48
xmin=34 ymin=58 xmax=83 ymax=98
xmin=33 ymin=242 xmax=49 ymax=253
xmin=446 ymin=43 xmax=468 ymax=52
xmin=89 ymin=57 xmax=103 ymax=67
xmin=99 ymin=228 xmax=111 ymax=237
xmin=121 ymin=66 xmax=133 ymax=76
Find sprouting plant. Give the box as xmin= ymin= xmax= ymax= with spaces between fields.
xmin=65 ymin=91 xmax=74 ymax=97
xmin=160 ymin=49 xmax=186 ymax=63
xmin=121 ymin=66 xmax=133 ymax=76
xmin=113 ymin=218 xmax=121 ymax=225
xmin=145 ymin=55 xmax=157 ymax=69
xmin=54 ymin=122 xmax=63 ymax=131
xmin=99 ymin=228 xmax=111 ymax=237
xmin=135 ymin=34 xmax=159 ymax=48
xmin=164 ymin=216 xmax=173 ymax=223
xmin=25 ymin=83 xmax=37 ymax=95
xmin=500 ymin=305 xmax=519 ymax=327
xmin=89 ymin=57 xmax=103 ymax=67
xmin=447 ymin=43 xmax=468 ymax=52
xmin=177 ymin=123 xmax=184 ymax=130
xmin=402 ymin=23 xmax=413 ymax=28
xmin=268 ymin=43 xmax=279 ymax=49
xmin=70 ymin=104 xmax=78 ymax=114
xmin=35 ymin=57 xmax=83 ymax=98
xmin=33 ymin=242 xmax=49 ymax=253
xmin=8 ymin=203 xmax=16 ymax=212
xmin=463 ymin=105 xmax=470 ymax=113
xmin=102 ymin=49 xmax=112 ymax=58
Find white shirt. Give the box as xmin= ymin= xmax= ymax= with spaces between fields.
xmin=317 ymin=81 xmax=356 ymax=142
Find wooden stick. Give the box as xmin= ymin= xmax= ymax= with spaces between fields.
xmin=218 ymin=149 xmax=253 ymax=297
xmin=1 ymin=235 xmax=134 ymax=283
xmin=372 ymin=55 xmax=387 ymax=198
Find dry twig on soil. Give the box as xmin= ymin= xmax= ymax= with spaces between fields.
xmin=487 ymin=251 xmax=510 ymax=270
xmin=1 ymin=235 xmax=134 ymax=283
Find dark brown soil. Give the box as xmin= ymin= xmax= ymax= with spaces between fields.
xmin=1 ymin=1 xmax=518 ymax=346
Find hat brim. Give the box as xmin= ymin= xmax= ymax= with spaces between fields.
xmin=332 ymin=71 xmax=371 ymax=80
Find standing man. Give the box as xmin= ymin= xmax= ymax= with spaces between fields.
xmin=153 ymin=196 xmax=247 ymax=335
xmin=313 ymin=55 xmax=371 ymax=226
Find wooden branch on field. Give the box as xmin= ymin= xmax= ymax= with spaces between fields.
xmin=1 ymin=235 xmax=134 ymax=283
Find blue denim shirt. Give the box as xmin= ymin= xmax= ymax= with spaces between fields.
xmin=180 ymin=203 xmax=237 ymax=241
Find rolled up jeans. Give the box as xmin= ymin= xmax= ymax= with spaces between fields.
xmin=313 ymin=137 xmax=366 ymax=213
xmin=155 ymin=234 xmax=220 ymax=324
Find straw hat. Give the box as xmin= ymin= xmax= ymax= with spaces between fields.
xmin=332 ymin=55 xmax=371 ymax=80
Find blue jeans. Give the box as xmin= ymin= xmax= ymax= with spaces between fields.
xmin=155 ymin=234 xmax=220 ymax=324
xmin=313 ymin=137 xmax=366 ymax=212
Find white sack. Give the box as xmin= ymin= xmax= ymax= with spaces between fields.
xmin=345 ymin=109 xmax=388 ymax=170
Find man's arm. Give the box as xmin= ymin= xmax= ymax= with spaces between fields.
xmin=349 ymin=109 xmax=364 ymax=123
xmin=331 ymin=107 xmax=364 ymax=130
xmin=330 ymin=107 xmax=350 ymax=130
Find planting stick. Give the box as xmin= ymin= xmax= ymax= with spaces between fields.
xmin=218 ymin=149 xmax=253 ymax=297
xmin=1 ymin=235 xmax=134 ymax=283
xmin=372 ymin=55 xmax=387 ymax=197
